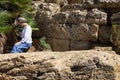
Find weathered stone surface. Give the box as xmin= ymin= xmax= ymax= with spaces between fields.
xmin=35 ymin=3 xmax=60 ymax=26
xmin=70 ymin=24 xmax=99 ymax=41
xmin=45 ymin=0 xmax=68 ymax=6
xmin=68 ymin=0 xmax=84 ymax=4
xmin=70 ymin=40 xmax=91 ymax=50
xmin=37 ymin=23 xmax=71 ymax=39
xmin=67 ymin=10 xmax=87 ymax=24
xmin=38 ymin=23 xmax=98 ymax=41
xmin=99 ymin=26 xmax=111 ymax=44
xmin=31 ymin=1 xmax=45 ymax=10
xmin=48 ymin=38 xmax=70 ymax=51
xmin=95 ymin=0 xmax=120 ymax=9
xmin=53 ymin=10 xmax=87 ymax=24
xmin=53 ymin=12 xmax=69 ymax=24
xmin=38 ymin=3 xmax=60 ymax=13
xmin=0 ymin=50 xmax=119 ymax=80
xmin=61 ymin=3 xmax=85 ymax=11
xmin=34 ymin=0 xmax=120 ymax=52
xmin=111 ymin=12 xmax=120 ymax=25
xmin=85 ymin=8 xmax=107 ymax=25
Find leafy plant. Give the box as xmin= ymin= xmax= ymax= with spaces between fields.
xmin=40 ymin=37 xmax=52 ymax=51
xmin=23 ymin=13 xmax=37 ymax=27
xmin=0 ymin=11 xmax=12 ymax=33
xmin=0 ymin=0 xmax=33 ymax=33
xmin=0 ymin=0 xmax=32 ymax=13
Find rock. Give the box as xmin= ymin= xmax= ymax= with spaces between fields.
xmin=48 ymin=38 xmax=70 ymax=51
xmin=67 ymin=10 xmax=87 ymax=24
xmin=99 ymin=26 xmax=111 ymax=44
xmin=53 ymin=10 xmax=87 ymax=24
xmin=0 ymin=33 xmax=7 ymax=54
xmin=45 ymin=0 xmax=68 ymax=6
xmin=61 ymin=3 xmax=86 ymax=12
xmin=0 ymin=50 xmax=119 ymax=79
xmin=70 ymin=24 xmax=99 ymax=41
xmin=68 ymin=0 xmax=84 ymax=4
xmin=35 ymin=3 xmax=60 ymax=26
xmin=53 ymin=12 xmax=69 ymax=24
xmin=70 ymin=40 xmax=91 ymax=50
xmin=85 ymin=8 xmax=107 ymax=25
xmin=31 ymin=1 xmax=45 ymax=10
xmin=34 ymin=0 xmax=120 ymax=52
xmin=111 ymin=12 xmax=120 ymax=25
xmin=95 ymin=0 xmax=120 ymax=9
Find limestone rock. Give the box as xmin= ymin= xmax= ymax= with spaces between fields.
xmin=70 ymin=40 xmax=91 ymax=50
xmin=70 ymin=24 xmax=99 ymax=41
xmin=0 ymin=50 xmax=119 ymax=80
xmin=99 ymin=26 xmax=111 ymax=44
xmin=111 ymin=12 xmax=120 ymax=25
xmin=61 ymin=3 xmax=84 ymax=11
xmin=95 ymin=0 xmax=120 ymax=9
xmin=48 ymin=38 xmax=70 ymax=51
xmin=86 ymin=8 xmax=107 ymax=25
xmin=45 ymin=0 xmax=68 ymax=6
xmin=35 ymin=3 xmax=60 ymax=27
xmin=67 ymin=10 xmax=87 ymax=24
xmin=53 ymin=10 xmax=87 ymax=24
xmin=31 ymin=1 xmax=45 ymax=10
xmin=68 ymin=0 xmax=84 ymax=4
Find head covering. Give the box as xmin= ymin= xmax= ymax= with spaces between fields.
xmin=17 ymin=17 xmax=27 ymax=23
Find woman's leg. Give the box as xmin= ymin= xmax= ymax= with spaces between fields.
xmin=11 ymin=43 xmax=32 ymax=53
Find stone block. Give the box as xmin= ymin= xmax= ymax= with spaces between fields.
xmin=50 ymin=38 xmax=70 ymax=51
xmin=70 ymin=40 xmax=91 ymax=50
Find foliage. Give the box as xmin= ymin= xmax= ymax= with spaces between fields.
xmin=40 ymin=37 xmax=52 ymax=51
xmin=23 ymin=12 xmax=37 ymax=28
xmin=0 ymin=0 xmax=32 ymax=13
xmin=0 ymin=0 xmax=37 ymax=33
xmin=0 ymin=11 xmax=12 ymax=33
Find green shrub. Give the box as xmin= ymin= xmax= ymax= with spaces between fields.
xmin=0 ymin=11 xmax=12 ymax=33
xmin=40 ymin=37 xmax=52 ymax=51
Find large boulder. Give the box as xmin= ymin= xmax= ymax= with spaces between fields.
xmin=36 ymin=3 xmax=60 ymax=26
xmin=0 ymin=50 xmax=120 ymax=80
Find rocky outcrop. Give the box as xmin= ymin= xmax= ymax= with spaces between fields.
xmin=0 ymin=50 xmax=119 ymax=80
xmin=35 ymin=0 xmax=120 ymax=52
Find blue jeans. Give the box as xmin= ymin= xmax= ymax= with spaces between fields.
xmin=11 ymin=42 xmax=32 ymax=53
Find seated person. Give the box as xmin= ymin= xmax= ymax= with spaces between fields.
xmin=11 ymin=17 xmax=32 ymax=53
